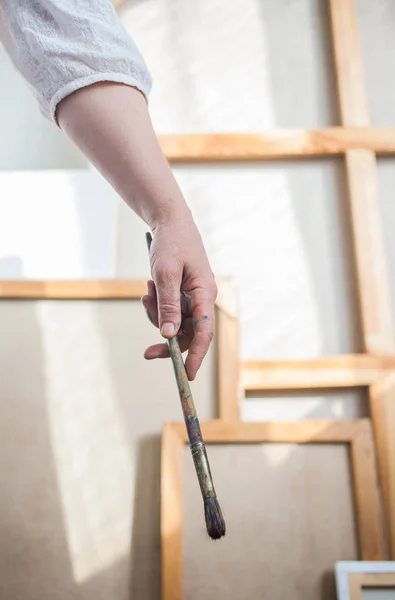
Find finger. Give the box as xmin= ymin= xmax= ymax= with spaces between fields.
xmin=179 ymin=316 xmax=194 ymax=338
xmin=147 ymin=279 xmax=156 ymax=299
xmin=153 ymin=266 xmax=182 ymax=338
xmin=181 ymin=291 xmax=192 ymax=315
xmin=142 ymin=294 xmax=159 ymax=328
xmin=144 ymin=318 xmax=193 ymax=359
xmin=185 ymin=296 xmax=215 ymax=381
xmin=141 ymin=280 xmax=159 ymax=326
xmin=144 ymin=334 xmax=191 ymax=359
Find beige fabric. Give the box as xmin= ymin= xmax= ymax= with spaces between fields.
xmin=184 ymin=444 xmax=358 ymax=600
xmin=0 ymin=300 xmax=215 ymax=599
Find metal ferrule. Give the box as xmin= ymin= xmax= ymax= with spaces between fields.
xmin=190 ymin=441 xmax=216 ymax=499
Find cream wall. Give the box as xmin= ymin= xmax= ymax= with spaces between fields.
xmin=0 ymin=1 xmax=394 ymax=599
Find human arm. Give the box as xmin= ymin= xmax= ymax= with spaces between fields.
xmin=57 ymin=83 xmax=217 ymax=380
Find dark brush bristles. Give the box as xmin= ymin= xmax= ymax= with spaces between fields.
xmin=204 ymin=497 xmax=226 ymax=540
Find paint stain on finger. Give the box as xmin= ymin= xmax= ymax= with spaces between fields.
xmin=193 ymin=315 xmax=209 ymax=327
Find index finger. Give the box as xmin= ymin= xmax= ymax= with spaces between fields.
xmin=184 ymin=292 xmax=215 ymax=381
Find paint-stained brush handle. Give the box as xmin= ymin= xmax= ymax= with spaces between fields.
xmin=167 ymin=335 xmax=217 ymax=501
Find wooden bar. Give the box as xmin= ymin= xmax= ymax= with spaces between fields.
xmin=161 ymin=424 xmax=183 ymax=600
xmin=169 ymin=419 xmax=363 ymax=444
xmin=158 ymin=127 xmax=395 ymax=162
xmin=345 ymin=151 xmax=395 ymax=355
xmin=329 ymin=0 xmax=394 ymax=356
xmin=241 ymin=355 xmax=395 ymax=391
xmin=216 ymin=280 xmax=240 ymax=421
xmin=0 ymin=280 xmax=147 ymax=299
xmin=370 ymin=374 xmax=395 ymax=558
xmin=351 ymin=423 xmax=386 ymax=560
xmin=330 ymin=0 xmax=395 ymax=557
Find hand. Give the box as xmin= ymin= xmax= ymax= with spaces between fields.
xmin=142 ymin=216 xmax=217 ymax=381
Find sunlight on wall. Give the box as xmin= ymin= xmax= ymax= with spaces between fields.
xmin=262 ymin=443 xmax=295 ymax=468
xmin=173 ymin=164 xmax=323 ymax=360
xmin=118 ymin=0 xmax=329 ymax=362
xmin=121 ymin=0 xmax=336 ymax=132
xmin=0 ymin=168 xmax=119 ymax=279
xmin=37 ymin=301 xmax=132 ymax=583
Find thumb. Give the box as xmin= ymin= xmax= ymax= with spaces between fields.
xmin=154 ymin=266 xmax=182 ymax=338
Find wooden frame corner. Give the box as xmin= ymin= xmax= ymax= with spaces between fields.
xmin=161 ymin=419 xmax=385 ymax=600
xmin=0 ymin=279 xmax=241 ymax=422
xmin=336 ymin=561 xmax=395 ymax=600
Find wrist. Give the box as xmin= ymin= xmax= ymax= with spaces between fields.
xmin=145 ymin=198 xmax=193 ymax=231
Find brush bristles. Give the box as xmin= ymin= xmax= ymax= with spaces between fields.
xmin=204 ymin=497 xmax=226 ymax=540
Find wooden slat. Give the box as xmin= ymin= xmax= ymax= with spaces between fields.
xmin=169 ymin=419 xmax=363 ymax=444
xmin=330 ymin=0 xmax=394 ymax=356
xmin=370 ymin=374 xmax=395 ymax=559
xmin=161 ymin=424 xmax=183 ymax=600
xmin=351 ymin=422 xmax=386 ymax=560
xmin=345 ymin=150 xmax=395 ymax=355
xmin=358 ymin=572 xmax=395 ymax=587
xmin=216 ymin=280 xmax=240 ymax=421
xmin=348 ymin=573 xmax=363 ymax=600
xmin=0 ymin=280 xmax=147 ymax=299
xmin=241 ymin=355 xmax=395 ymax=391
xmin=330 ymin=0 xmax=395 ymax=558
xmin=329 ymin=1 xmax=369 ymax=125
xmin=159 ymin=127 xmax=395 ymax=162
xmin=0 ymin=279 xmax=233 ymax=304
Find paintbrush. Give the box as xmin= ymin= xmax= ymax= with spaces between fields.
xmin=145 ymin=232 xmax=225 ymax=540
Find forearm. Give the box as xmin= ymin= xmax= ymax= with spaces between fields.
xmin=57 ymin=82 xmax=190 ymax=229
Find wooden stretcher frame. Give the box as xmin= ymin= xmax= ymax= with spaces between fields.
xmin=162 ymin=419 xmax=385 ymax=600
xmin=136 ymin=0 xmax=395 ymax=561
xmin=0 ymin=278 xmax=240 ymax=421
xmin=336 ymin=561 xmax=395 ymax=600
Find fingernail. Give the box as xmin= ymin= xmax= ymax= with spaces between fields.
xmin=161 ymin=322 xmax=175 ymax=337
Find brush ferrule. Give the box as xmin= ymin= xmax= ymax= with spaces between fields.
xmin=190 ymin=441 xmax=216 ymax=499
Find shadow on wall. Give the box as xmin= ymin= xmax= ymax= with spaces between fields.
xmin=0 ymin=257 xmax=80 ymax=599
xmin=0 ymin=257 xmax=146 ymax=600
